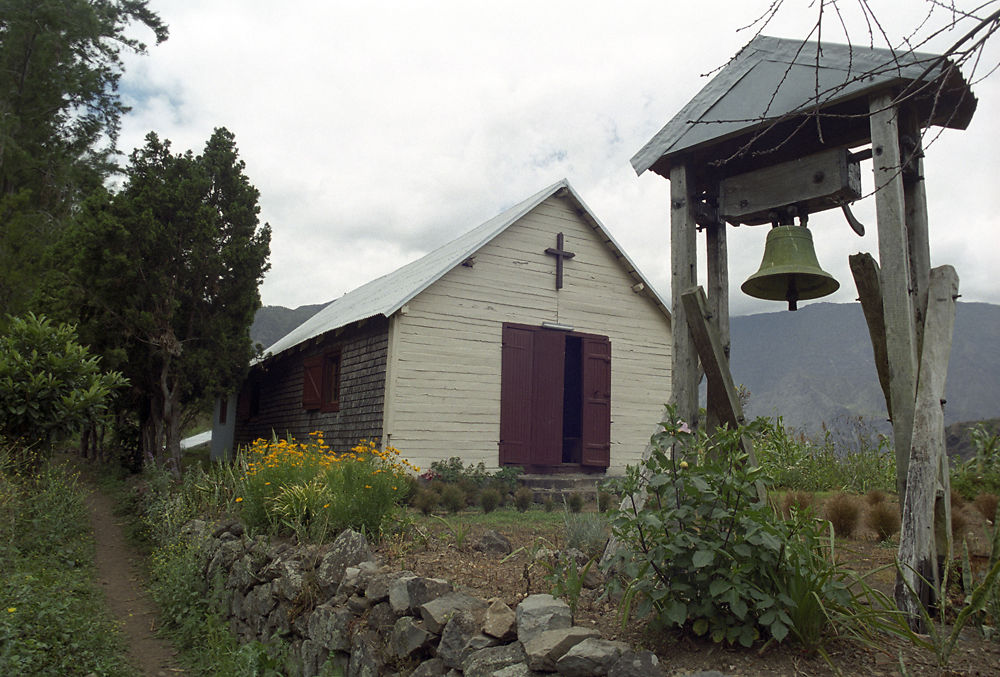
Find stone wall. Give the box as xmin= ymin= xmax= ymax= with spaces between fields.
xmin=189 ymin=519 xmax=667 ymax=677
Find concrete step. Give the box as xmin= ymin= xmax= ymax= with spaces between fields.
xmin=517 ymin=473 xmax=618 ymax=504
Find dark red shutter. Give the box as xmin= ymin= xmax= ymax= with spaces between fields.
xmin=236 ymin=383 xmax=251 ymax=419
xmin=499 ymin=326 xmax=533 ymax=465
xmin=302 ymin=355 xmax=323 ymax=410
xmin=532 ymin=330 xmax=565 ymax=466
xmin=581 ymin=336 xmax=611 ymax=467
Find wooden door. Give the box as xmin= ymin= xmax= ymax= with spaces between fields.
xmin=581 ymin=336 xmax=611 ymax=467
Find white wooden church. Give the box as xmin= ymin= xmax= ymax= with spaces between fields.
xmin=212 ymin=180 xmax=672 ymax=475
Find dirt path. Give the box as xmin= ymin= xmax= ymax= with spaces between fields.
xmin=82 ymin=477 xmax=186 ymax=676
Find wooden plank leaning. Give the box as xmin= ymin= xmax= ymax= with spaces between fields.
xmin=895 ymin=265 xmax=959 ymax=632
xmin=849 ymin=252 xmax=893 ymax=421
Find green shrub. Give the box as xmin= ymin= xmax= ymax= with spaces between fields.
xmin=866 ymin=500 xmax=901 ymax=541
xmin=566 ymin=492 xmax=584 ymax=513
xmin=491 ymin=465 xmax=523 ymax=494
xmin=952 ymin=424 xmax=1000 ymax=500
xmin=479 ymin=487 xmax=501 ymax=514
xmin=824 ymin=493 xmax=860 ymax=538
xmin=440 ymin=484 xmax=466 ymax=513
xmin=412 ymin=488 xmax=439 ymax=515
xmin=597 ymin=490 xmax=613 ymax=513
xmin=605 ymin=407 xmax=858 ymax=650
xmin=0 ymin=313 xmax=127 ymax=460
xmin=514 ymin=486 xmax=534 ymax=512
xmin=543 ymin=496 xmax=556 ymax=512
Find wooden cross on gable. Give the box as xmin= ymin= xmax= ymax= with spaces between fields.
xmin=545 ymin=232 xmax=575 ymax=290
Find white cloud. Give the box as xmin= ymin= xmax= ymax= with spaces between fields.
xmin=118 ymin=0 xmax=1000 ymax=314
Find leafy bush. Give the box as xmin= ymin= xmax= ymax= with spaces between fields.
xmin=605 ymin=408 xmax=860 ymax=650
xmin=0 ymin=313 xmax=126 ymax=460
xmin=952 ymin=424 xmax=1000 ymax=500
xmin=824 ymin=493 xmax=860 ymax=538
xmin=479 ymin=487 xmax=501 ymax=513
xmin=514 ymin=486 xmax=534 ymax=512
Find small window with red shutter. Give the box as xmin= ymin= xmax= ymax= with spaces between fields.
xmin=302 ymin=350 xmax=341 ymax=412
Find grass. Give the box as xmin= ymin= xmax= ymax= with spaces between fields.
xmin=0 ymin=450 xmax=137 ymax=676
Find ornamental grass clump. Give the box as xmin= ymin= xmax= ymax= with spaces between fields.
xmin=866 ymin=500 xmax=901 ymax=542
xmin=234 ymin=433 xmax=418 ymax=540
xmin=824 ymin=492 xmax=860 ymax=538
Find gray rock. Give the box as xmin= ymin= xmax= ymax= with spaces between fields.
xmin=473 ymin=529 xmax=513 ymax=556
xmin=366 ymin=601 xmax=399 ymax=632
xmin=493 ymin=665 xmax=547 ymax=677
xmin=482 ymin=599 xmax=517 ymax=641
xmin=390 ymin=574 xmax=453 ymax=614
xmin=419 ymin=592 xmax=488 ymax=633
xmin=243 ymin=581 xmax=277 ymax=621
xmin=347 ymin=630 xmax=382 ymax=677
xmin=364 ymin=568 xmax=404 ymax=603
xmin=272 ymin=557 xmax=305 ymax=601
xmin=206 ymin=539 xmax=245 ymax=582
xmin=678 ymin=672 xmax=728 ymax=677
xmin=523 ymin=626 xmax=601 ymax=671
xmin=306 ymin=602 xmax=355 ymax=652
xmin=555 ymin=637 xmax=629 ymax=676
xmin=347 ymin=593 xmax=372 ymax=614
xmin=299 ymin=637 xmax=329 ymax=677
xmin=437 ymin=610 xmax=483 ymax=669
xmin=461 ymin=643 xmax=528 ymax=677
xmin=516 ymin=594 xmax=571 ymax=643
xmin=410 ymin=657 xmax=448 ymax=677
xmin=390 ymin=616 xmax=435 ymax=659
xmin=608 ymin=650 xmax=663 ymax=677
xmin=316 ymin=529 xmax=374 ymax=591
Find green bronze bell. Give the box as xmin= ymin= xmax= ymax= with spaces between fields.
xmin=741 ymin=224 xmax=839 ymax=311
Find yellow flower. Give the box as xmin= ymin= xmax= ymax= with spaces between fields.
xmin=6 ymin=607 xmax=15 ymax=613
xmin=323 ymin=503 xmax=330 ymax=508
xmin=679 ymin=461 xmax=689 ymax=469
xmin=235 ymin=497 xmax=244 ymax=502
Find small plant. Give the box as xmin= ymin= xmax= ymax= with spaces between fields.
xmin=514 ymin=486 xmax=534 ymax=512
xmin=440 ymin=484 xmax=466 ymax=513
xmin=432 ymin=515 xmax=470 ymax=549
xmin=412 ymin=488 xmax=439 ymax=515
xmin=547 ymin=553 xmax=594 ymax=621
xmin=597 ymin=490 xmax=613 ymax=513
xmin=479 ymin=487 xmax=501 ymax=513
xmin=566 ymin=492 xmax=584 ymax=513
xmin=824 ymin=492 xmax=860 ymax=538
xmin=543 ymin=496 xmax=556 ymax=512
xmin=974 ymin=493 xmax=999 ymax=522
xmin=781 ymin=490 xmax=813 ymax=517
xmin=866 ymin=500 xmax=901 ymax=541
xmin=564 ymin=512 xmax=608 ymax=560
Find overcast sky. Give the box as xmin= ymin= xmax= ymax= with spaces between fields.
xmin=117 ymin=0 xmax=1000 ymax=316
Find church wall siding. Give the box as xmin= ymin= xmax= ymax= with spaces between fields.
xmin=385 ymin=195 xmax=671 ymax=475
xmin=234 ymin=317 xmax=388 ymax=452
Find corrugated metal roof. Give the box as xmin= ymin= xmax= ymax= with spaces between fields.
xmin=632 ymin=35 xmax=976 ymax=177
xmin=261 ymin=179 xmax=670 ymax=360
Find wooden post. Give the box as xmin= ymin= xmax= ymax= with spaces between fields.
xmin=670 ymin=163 xmax=700 ymax=429
xmin=901 ymin=107 xmax=932 ymax=359
xmin=705 ymin=218 xmax=730 ymax=431
xmin=870 ymin=93 xmax=919 ymax=501
xmin=895 ymin=265 xmax=959 ymax=631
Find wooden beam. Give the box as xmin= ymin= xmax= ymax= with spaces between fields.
xmin=849 ymin=253 xmax=892 ymax=421
xmin=705 ymin=218 xmax=730 ymax=431
xmin=682 ymin=287 xmax=765 ymax=502
xmin=895 ymin=265 xmax=959 ymax=631
xmin=870 ymin=92 xmax=919 ymax=500
xmin=718 ymin=148 xmax=862 ymax=225
xmin=670 ymin=163 xmax=700 ymax=429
